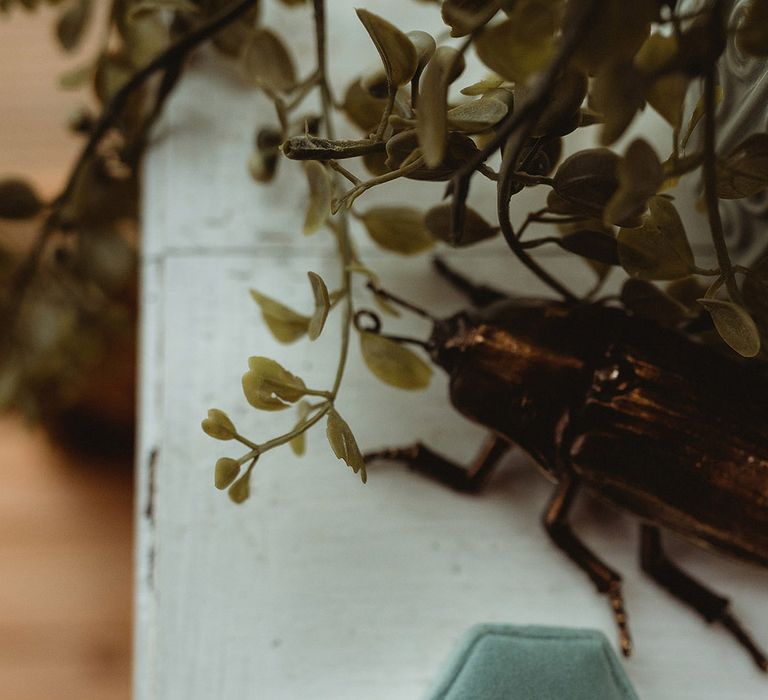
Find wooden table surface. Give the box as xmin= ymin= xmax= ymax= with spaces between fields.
xmin=0 ymin=7 xmax=132 ymax=700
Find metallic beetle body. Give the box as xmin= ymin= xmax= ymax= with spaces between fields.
xmin=429 ymin=299 xmax=768 ymax=566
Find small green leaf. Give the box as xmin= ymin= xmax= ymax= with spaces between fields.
xmin=359 ymin=331 xmax=432 ymax=390
xmin=56 ymin=0 xmax=91 ymax=52
xmin=0 ymin=178 xmax=43 ymax=219
xmin=359 ymin=206 xmax=435 ymax=255
xmin=201 ymin=408 xmax=237 ymax=440
xmin=532 ymin=67 xmax=587 ymax=138
xmin=736 ymin=0 xmax=768 ymax=57
xmin=560 ymin=230 xmax=619 ymax=265
xmin=228 ymin=467 xmax=252 ymax=504
xmin=698 ymin=298 xmax=761 ymax=358
xmin=307 ymin=271 xmax=330 ymax=341
xmin=303 ymin=161 xmax=332 ymax=235
xmin=424 ymin=203 xmax=497 ymax=246
xmin=417 ymin=46 xmax=465 ymax=167
xmin=617 ymin=197 xmax=695 ymax=280
xmin=743 ymin=254 xmax=768 ymax=327
xmin=241 ymin=27 xmax=297 ymax=93
xmin=289 ymin=401 xmax=311 ymax=457
xmin=460 ymin=75 xmax=505 ymax=96
xmin=441 ymin=0 xmax=498 ymax=37
xmin=385 ymin=130 xmax=479 ymax=181
xmin=681 ymin=86 xmax=722 ymax=151
xmin=551 ymin=149 xmax=622 ymax=221
xmin=620 ymin=279 xmax=692 ymax=325
xmin=407 ymin=30 xmax=436 ymax=73
xmin=326 ymin=408 xmax=367 ymax=483
xmin=446 ymin=96 xmax=508 ymax=133
xmin=215 ymin=457 xmax=240 ymax=489
xmin=716 ymin=133 xmax=768 ymax=199
xmin=242 ymin=357 xmax=307 ymax=411
xmin=356 ymin=8 xmax=418 ymax=88
xmin=342 ymin=79 xmax=388 ymax=133
xmin=604 ymin=139 xmax=663 ymax=227
xmin=591 ymin=61 xmax=646 ymax=146
xmin=250 ymin=289 xmax=310 ymax=343
xmin=474 ymin=1 xmax=559 ymax=83
xmin=570 ymin=0 xmax=655 ymax=74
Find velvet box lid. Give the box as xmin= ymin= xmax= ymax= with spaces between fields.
xmin=424 ymin=625 xmax=640 ymax=700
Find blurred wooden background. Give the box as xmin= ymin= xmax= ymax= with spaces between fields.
xmin=0 ymin=7 xmax=132 ymax=700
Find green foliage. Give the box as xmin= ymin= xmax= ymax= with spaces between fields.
xmin=2 ymin=0 xmax=766 ymax=501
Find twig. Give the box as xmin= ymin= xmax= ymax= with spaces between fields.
xmin=702 ymin=1 xmax=740 ymax=303
xmin=450 ymin=0 xmax=600 ymax=302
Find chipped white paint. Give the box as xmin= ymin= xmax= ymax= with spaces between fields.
xmin=136 ymin=3 xmax=768 ymax=699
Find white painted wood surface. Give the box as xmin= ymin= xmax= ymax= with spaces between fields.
xmin=135 ymin=3 xmax=768 ymax=698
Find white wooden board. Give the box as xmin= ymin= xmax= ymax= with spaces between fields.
xmin=135 ymin=3 xmax=768 ymax=698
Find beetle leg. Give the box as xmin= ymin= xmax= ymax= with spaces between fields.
xmin=543 ymin=475 xmax=632 ymax=656
xmin=433 ymin=257 xmax=508 ymax=308
xmin=364 ymin=435 xmax=509 ymax=493
xmin=640 ymin=524 xmax=768 ymax=672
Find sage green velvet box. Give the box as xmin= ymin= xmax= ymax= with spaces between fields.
xmin=424 ymin=625 xmax=640 ymax=700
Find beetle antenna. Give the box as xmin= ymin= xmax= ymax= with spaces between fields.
xmin=354 ymin=309 xmax=434 ymax=352
xmin=365 ymin=281 xmax=437 ymax=321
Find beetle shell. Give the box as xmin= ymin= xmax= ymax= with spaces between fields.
xmin=430 ymin=300 xmax=768 ymax=565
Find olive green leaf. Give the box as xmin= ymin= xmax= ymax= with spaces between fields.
xmin=407 ymin=30 xmax=436 ymax=74
xmin=359 ymin=206 xmax=435 ymax=255
xmin=356 ymin=9 xmax=418 ymax=89
xmin=94 ymin=53 xmax=134 ymax=103
xmin=0 ymin=178 xmax=43 ymax=219
xmin=424 ymin=203 xmax=497 ymax=246
xmin=441 ymin=0 xmax=498 ymax=37
xmin=307 ymin=271 xmax=330 ymax=341
xmin=569 ymin=0 xmax=656 ymax=74
xmin=58 ymin=62 xmax=94 ymax=90
xmin=698 ymin=299 xmax=761 ymax=358
xmin=359 ymin=331 xmax=432 ymax=390
xmin=214 ymin=457 xmax=240 ymax=489
xmin=617 ymin=197 xmax=695 ymax=280
xmin=551 ymin=149 xmax=622 ymax=222
xmin=461 ymin=76 xmax=505 ymax=96
xmin=127 ymin=1 xmax=199 ymax=20
xmin=604 ymin=139 xmax=663 ymax=227
xmin=591 ymin=61 xmax=646 ymax=146
xmin=228 ymin=467 xmax=252 ymax=504
xmin=620 ymin=279 xmax=693 ymax=325
xmin=303 ymin=161 xmax=332 ymax=234
xmin=559 ymin=229 xmax=619 ymax=265
xmin=250 ymin=289 xmax=310 ymax=343
xmin=532 ymin=67 xmax=587 ymax=138
xmin=716 ymin=133 xmax=768 ymax=199
xmin=743 ymin=253 xmax=768 ymax=341
xmin=56 ymin=0 xmax=91 ymax=52
xmin=242 ymin=356 xmax=307 ymax=411
xmin=386 ymin=130 xmax=479 ymax=181
xmin=635 ymin=32 xmax=687 ymax=129
xmin=681 ymin=86 xmax=722 ymax=151
xmin=475 ymin=0 xmax=559 ymax=84
xmin=342 ymin=79 xmax=389 ymax=134
xmin=289 ymin=400 xmax=311 ymax=457
xmin=417 ymin=46 xmax=466 ymax=167
xmin=326 ymin=408 xmax=367 ymax=483
xmin=241 ymin=27 xmax=297 ymax=93
xmin=736 ymin=0 xmax=768 ymax=57
xmin=201 ymin=408 xmax=237 ymax=440
xmin=123 ymin=9 xmax=170 ymax=68
xmin=447 ymin=95 xmax=508 ymax=133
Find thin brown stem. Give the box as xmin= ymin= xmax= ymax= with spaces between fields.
xmin=702 ymin=2 xmax=740 ymax=303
